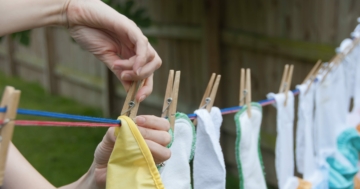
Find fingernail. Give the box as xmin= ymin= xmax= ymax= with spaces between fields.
xmin=135 ymin=116 xmax=145 ymax=125
xmin=139 ymin=95 xmax=146 ymax=102
xmin=121 ymin=73 xmax=131 ymax=80
xmin=136 ymin=67 xmax=142 ymax=76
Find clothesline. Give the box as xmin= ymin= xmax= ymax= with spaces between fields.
xmin=0 ymin=120 xmax=118 ymax=127
xmin=0 ymin=89 xmax=301 ymax=127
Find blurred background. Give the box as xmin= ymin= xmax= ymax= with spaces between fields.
xmin=0 ymin=0 xmax=360 ymax=188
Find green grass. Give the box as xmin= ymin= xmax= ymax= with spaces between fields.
xmin=0 ymin=73 xmax=107 ymax=187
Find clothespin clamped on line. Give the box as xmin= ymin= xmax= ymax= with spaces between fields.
xmin=322 ymin=37 xmax=360 ymax=83
xmin=303 ymin=60 xmax=322 ymax=94
xmin=239 ymin=68 xmax=252 ymax=118
xmin=121 ymin=80 xmax=145 ymax=120
xmin=161 ymin=70 xmax=181 ymax=131
xmin=0 ymin=86 xmax=21 ymax=187
xmin=193 ymin=73 xmax=221 ymax=125
xmin=302 ymin=60 xmax=322 ymax=84
xmin=279 ymin=64 xmax=294 ymax=106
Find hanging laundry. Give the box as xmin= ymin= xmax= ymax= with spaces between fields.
xmin=160 ymin=113 xmax=196 ymax=189
xmin=193 ymin=107 xmax=226 ymax=189
xmin=234 ymin=102 xmax=266 ymax=189
xmin=348 ymin=24 xmax=360 ymax=188
xmin=297 ymin=76 xmax=329 ymax=189
xmin=296 ymin=83 xmax=316 ymax=175
xmin=314 ymin=62 xmax=349 ymax=154
xmin=346 ymin=42 xmax=360 ymax=127
xmin=337 ymin=38 xmax=357 ymax=101
xmin=266 ymin=91 xmax=295 ymax=189
xmin=107 ymin=116 xmax=164 ymax=189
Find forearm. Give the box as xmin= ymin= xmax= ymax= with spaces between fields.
xmin=58 ymin=163 xmax=99 ymax=189
xmin=4 ymin=143 xmax=56 ymax=189
xmin=0 ymin=0 xmax=69 ymax=36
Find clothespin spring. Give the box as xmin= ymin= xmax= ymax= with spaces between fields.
xmin=162 ymin=97 xmax=173 ymax=115
xmin=239 ymin=90 xmax=248 ymax=106
xmin=121 ymin=101 xmax=136 ymax=116
xmin=0 ymin=119 xmax=11 ymax=142
xmin=200 ymin=97 xmax=211 ymax=109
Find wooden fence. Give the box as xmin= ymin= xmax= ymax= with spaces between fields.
xmin=1 ymin=0 xmax=360 ymax=186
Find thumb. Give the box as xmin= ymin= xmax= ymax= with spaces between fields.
xmin=94 ymin=127 xmax=116 ymax=169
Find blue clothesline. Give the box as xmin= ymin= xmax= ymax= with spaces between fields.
xmin=0 ymin=88 xmax=300 ymax=124
xmin=0 ymin=107 xmax=120 ymax=124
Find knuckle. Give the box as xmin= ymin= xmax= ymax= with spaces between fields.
xmin=164 ymin=120 xmax=170 ymax=131
xmin=142 ymin=72 xmax=152 ymax=79
xmin=156 ymin=57 xmax=162 ymax=69
xmin=164 ymin=149 xmax=171 ymax=161
xmin=164 ymin=132 xmax=172 ymax=145
xmin=141 ymin=128 xmax=149 ymax=139
xmin=142 ymin=36 xmax=149 ymax=43
xmin=147 ymin=86 xmax=153 ymax=94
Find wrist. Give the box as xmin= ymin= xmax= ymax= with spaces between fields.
xmin=47 ymin=0 xmax=71 ymax=27
xmin=77 ymin=163 xmax=99 ymax=189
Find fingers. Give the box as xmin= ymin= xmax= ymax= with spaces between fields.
xmin=112 ymin=44 xmax=156 ymax=71
xmin=133 ymin=36 xmax=149 ymax=74
xmin=136 ymin=75 xmax=153 ymax=102
xmin=137 ymin=51 xmax=162 ymax=79
xmin=94 ymin=127 xmax=116 ymax=168
xmin=146 ymin=140 xmax=171 ymax=164
xmin=135 ymin=115 xmax=170 ymax=131
xmin=138 ymin=127 xmax=171 ymax=147
xmin=135 ymin=115 xmax=171 ymax=163
xmin=114 ymin=44 xmax=160 ymax=81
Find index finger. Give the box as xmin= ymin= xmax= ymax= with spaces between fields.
xmin=133 ymin=35 xmax=149 ymax=75
xmin=134 ymin=115 xmax=170 ymax=131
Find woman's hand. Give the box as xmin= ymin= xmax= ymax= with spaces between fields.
xmin=1 ymin=0 xmax=161 ymax=102
xmin=65 ymin=0 xmax=161 ymax=102
xmin=92 ymin=115 xmax=171 ymax=188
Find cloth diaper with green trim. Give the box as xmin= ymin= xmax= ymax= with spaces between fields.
xmin=160 ymin=113 xmax=196 ymax=189
xmin=234 ymin=102 xmax=266 ymax=189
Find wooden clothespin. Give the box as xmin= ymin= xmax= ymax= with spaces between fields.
xmin=304 ymin=60 xmax=322 ymax=94
xmin=302 ymin=60 xmax=322 ymax=84
xmin=0 ymin=86 xmax=21 ymax=186
xmin=279 ymin=64 xmax=294 ymax=106
xmin=193 ymin=73 xmax=221 ymax=125
xmin=121 ymin=80 xmax=145 ymax=119
xmin=239 ymin=68 xmax=252 ymax=117
xmin=199 ymin=73 xmax=221 ymax=112
xmin=239 ymin=69 xmax=245 ymax=106
xmin=279 ymin=65 xmax=289 ymax=94
xmin=322 ymin=37 xmax=360 ymax=83
xmin=161 ymin=70 xmax=181 ymax=131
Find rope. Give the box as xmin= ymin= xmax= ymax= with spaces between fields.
xmin=187 ymin=88 xmax=300 ymax=119
xmin=0 ymin=108 xmax=120 ymax=124
xmin=0 ymin=120 xmax=119 ymax=127
xmin=0 ymin=88 xmax=301 ymax=125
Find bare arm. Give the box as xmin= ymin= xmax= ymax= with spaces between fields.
xmin=0 ymin=0 xmax=68 ymax=36
xmin=4 ymin=116 xmax=171 ymax=189
xmin=0 ymin=0 xmax=161 ymax=102
xmin=4 ymin=143 xmax=56 ymax=189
